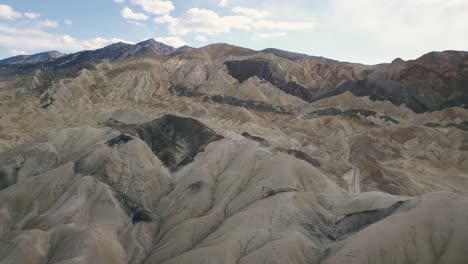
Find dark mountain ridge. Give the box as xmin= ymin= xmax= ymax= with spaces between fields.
xmin=0 ymin=39 xmax=191 ymax=77
xmin=0 ymin=51 xmax=64 ymax=65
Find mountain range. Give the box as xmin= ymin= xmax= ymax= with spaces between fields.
xmin=1 ymin=39 xmax=467 ymax=112
xmin=0 ymin=50 xmax=64 ymax=65
xmin=0 ymin=39 xmax=467 ymax=264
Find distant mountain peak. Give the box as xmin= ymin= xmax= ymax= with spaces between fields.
xmin=137 ymin=39 xmax=170 ymax=48
xmin=144 ymin=38 xmax=157 ymax=43
xmin=132 ymin=39 xmax=177 ymax=55
xmin=48 ymin=50 xmax=63 ymax=55
xmin=415 ymin=50 xmax=468 ymax=66
xmin=172 ymin=45 xmax=194 ymax=54
xmin=136 ymin=39 xmax=156 ymax=47
xmin=177 ymin=45 xmax=192 ymax=49
xmin=391 ymin=58 xmax=405 ymax=64
xmin=106 ymin=42 xmax=131 ymax=48
xmin=261 ymin=48 xmax=340 ymax=64
xmin=0 ymin=50 xmax=65 ymax=65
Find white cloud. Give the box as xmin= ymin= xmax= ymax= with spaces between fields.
xmin=24 ymin=12 xmax=40 ymax=19
xmin=195 ymin=35 xmax=207 ymax=42
xmin=414 ymin=0 xmax=466 ymax=5
xmin=0 ymin=24 xmax=133 ymax=53
xmin=10 ymin=49 xmax=27 ymax=55
xmin=156 ymin=8 xmax=239 ymax=35
xmin=155 ymin=8 xmax=250 ymax=35
xmin=330 ymin=0 xmax=468 ymax=57
xmin=114 ymin=0 xmax=125 ymax=3
xmin=40 ymin=20 xmax=59 ymax=28
xmin=155 ymin=7 xmax=314 ymax=36
xmin=253 ymin=32 xmax=287 ymax=39
xmin=127 ymin=20 xmax=146 ymax=27
xmin=232 ymin=7 xmax=270 ymax=19
xmin=218 ymin=0 xmax=228 ymax=7
xmin=121 ymin=7 xmax=148 ymax=20
xmin=78 ymin=37 xmax=133 ymax=50
xmin=64 ymin=19 xmax=72 ymax=25
xmin=218 ymin=15 xmax=252 ymax=31
xmin=155 ymin=36 xmax=187 ymax=47
xmin=154 ymin=15 xmax=176 ymax=24
xmin=0 ymin=4 xmax=22 ymax=20
xmin=132 ymin=0 xmax=174 ymax=15
xmin=254 ymin=20 xmax=314 ymax=30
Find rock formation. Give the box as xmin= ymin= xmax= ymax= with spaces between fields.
xmin=0 ymin=40 xmax=467 ymax=264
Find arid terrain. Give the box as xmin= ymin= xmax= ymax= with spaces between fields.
xmin=0 ymin=40 xmax=467 ymax=264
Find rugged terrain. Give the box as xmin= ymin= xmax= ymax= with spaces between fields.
xmin=0 ymin=39 xmax=467 ymax=264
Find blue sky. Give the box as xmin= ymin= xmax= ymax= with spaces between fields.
xmin=0 ymin=0 xmax=467 ymax=64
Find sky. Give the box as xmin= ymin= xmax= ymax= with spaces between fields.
xmin=0 ymin=0 xmax=467 ymax=64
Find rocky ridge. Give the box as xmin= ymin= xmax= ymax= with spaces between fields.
xmin=0 ymin=41 xmax=467 ymax=264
